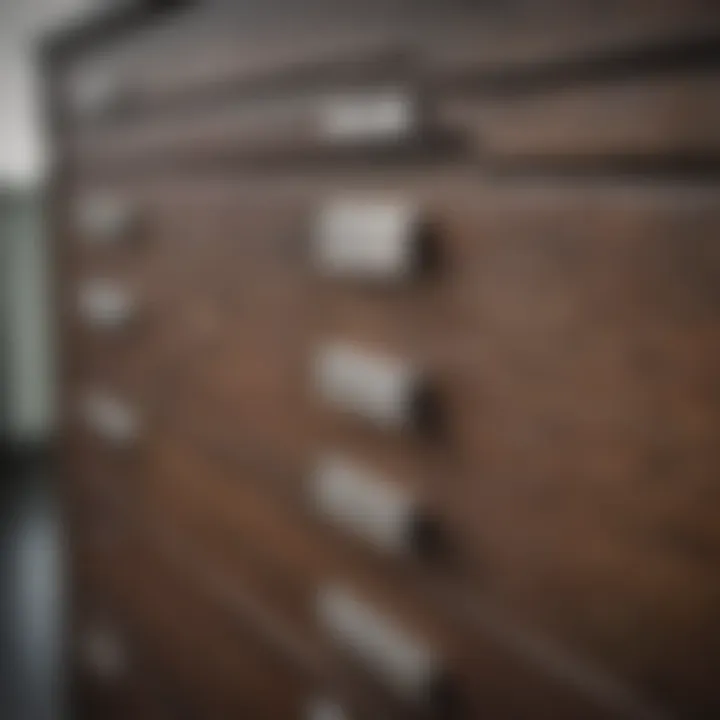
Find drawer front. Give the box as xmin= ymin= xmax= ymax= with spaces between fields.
xmin=63 ymin=176 xmax=314 ymax=451
xmin=75 ymin=81 xmax=428 ymax=168
xmin=73 ymin=617 xmax=190 ymax=720
xmin=413 ymin=2 xmax=720 ymax=170
xmin=412 ymin=2 xmax=720 ymax=76
xmin=65 ymin=3 xmax=426 ymax=169
xmin=63 ymin=1 xmax=411 ymax=118
xmin=73 ymin=531 xmax=319 ymax=719
xmin=73 ymin=522 xmax=400 ymax=720
xmin=63 ymin=2 xmax=720 ymax=170
xmin=436 ymin=70 xmax=720 ymax=166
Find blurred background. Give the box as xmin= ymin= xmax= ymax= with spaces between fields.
xmin=1 ymin=3 xmax=96 ymax=719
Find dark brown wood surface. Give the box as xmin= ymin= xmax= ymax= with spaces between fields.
xmin=47 ymin=0 xmax=720 ymax=718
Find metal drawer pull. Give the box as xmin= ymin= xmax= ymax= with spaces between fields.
xmin=314 ymin=343 xmax=435 ymax=431
xmin=76 ymin=194 xmax=136 ymax=243
xmin=313 ymin=199 xmax=432 ymax=282
xmin=317 ymin=585 xmax=445 ymax=705
xmin=312 ymin=454 xmax=438 ymax=557
xmin=78 ymin=281 xmax=135 ymax=328
xmin=305 ymin=698 xmax=350 ymax=720
xmin=81 ymin=392 xmax=139 ymax=445
xmin=79 ymin=624 xmax=127 ymax=682
xmin=319 ymin=89 xmax=417 ymax=142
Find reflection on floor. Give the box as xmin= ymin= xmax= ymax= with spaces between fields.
xmin=0 ymin=458 xmax=65 ymax=720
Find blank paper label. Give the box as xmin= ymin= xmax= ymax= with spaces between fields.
xmin=81 ymin=391 xmax=138 ymax=445
xmin=305 ymin=698 xmax=349 ymax=720
xmin=312 ymin=453 xmax=417 ymax=554
xmin=317 ymin=584 xmax=440 ymax=702
xmin=320 ymin=90 xmax=416 ymax=142
xmin=314 ymin=343 xmax=419 ymax=430
xmin=313 ymin=199 xmax=419 ymax=281
xmin=78 ymin=281 xmax=134 ymax=327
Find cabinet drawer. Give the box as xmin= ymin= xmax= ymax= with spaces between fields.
xmin=63 ymin=2 xmax=421 ymax=171
xmin=73 ymin=616 xmax=190 ymax=720
xmin=113 ymin=179 xmax=315 ymax=463
xmin=69 ymin=17 xmax=429 ymax=169
xmin=64 ymin=177 xmax=309 ymax=422
xmin=437 ymin=70 xmax=720 ymax=166
xmin=61 ymin=424 xmax=147 ymax=585
xmin=74 ymin=524 xmax=399 ymax=720
xmin=64 ymin=1 xmax=410 ymax=117
xmin=412 ymin=3 xmax=720 ymax=168
xmin=413 ymin=2 xmax=720 ymax=77
xmin=74 ymin=532 xmax=321 ymax=719
xmin=76 ymin=86 xmax=427 ymax=169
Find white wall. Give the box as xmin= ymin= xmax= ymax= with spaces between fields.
xmin=0 ymin=0 xmax=95 ymax=184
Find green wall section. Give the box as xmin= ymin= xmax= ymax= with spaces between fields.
xmin=0 ymin=188 xmax=54 ymax=443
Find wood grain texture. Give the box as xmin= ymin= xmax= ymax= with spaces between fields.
xmin=305 ymin=177 xmax=720 ymax=719
xmin=413 ymin=0 xmax=720 ymax=74
xmin=137 ymin=431 xmax=624 ymax=720
xmin=61 ymin=171 xmax=720 ymax=717
xmin=49 ymin=1 xmax=720 ymax=718
xmin=439 ymin=70 xmax=720 ymax=165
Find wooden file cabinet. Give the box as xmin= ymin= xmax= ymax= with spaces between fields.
xmin=44 ymin=1 xmax=720 ymax=717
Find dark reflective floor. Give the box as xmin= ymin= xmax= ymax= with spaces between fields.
xmin=0 ymin=459 xmax=65 ymax=720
